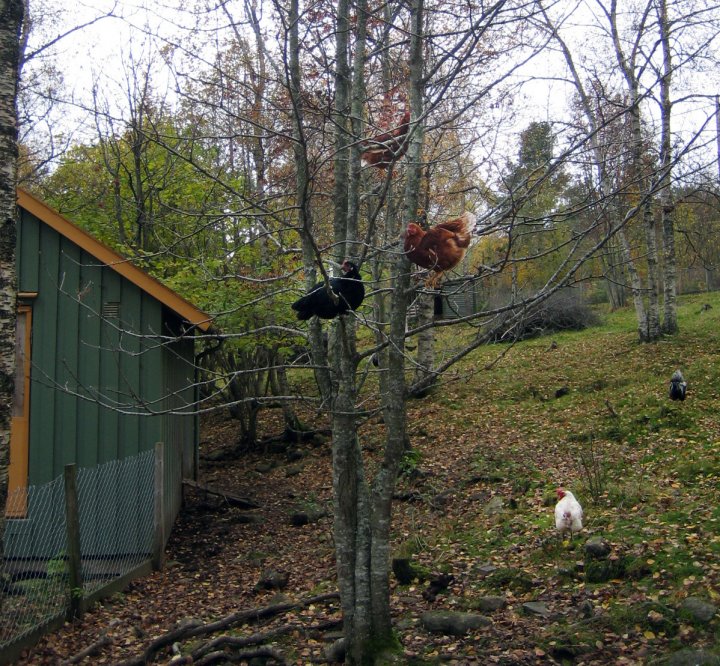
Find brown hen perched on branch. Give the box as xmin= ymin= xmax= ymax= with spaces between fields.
xmin=403 ymin=211 xmax=475 ymax=288
xmin=360 ymin=108 xmax=411 ymax=169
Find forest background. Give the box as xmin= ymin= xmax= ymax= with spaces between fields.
xmin=3 ymin=0 xmax=720 ymax=663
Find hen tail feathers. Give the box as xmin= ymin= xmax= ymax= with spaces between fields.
xmin=439 ymin=211 xmax=475 ymax=247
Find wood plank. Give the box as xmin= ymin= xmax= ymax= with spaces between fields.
xmin=18 ymin=209 xmax=40 ymax=293
xmin=29 ymin=222 xmax=59 ymax=485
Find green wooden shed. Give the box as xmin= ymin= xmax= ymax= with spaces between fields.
xmin=6 ymin=190 xmax=213 ymax=557
xmin=436 ymin=276 xmax=484 ymax=320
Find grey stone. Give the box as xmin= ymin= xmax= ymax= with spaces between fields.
xmin=679 ymin=597 xmax=717 ymax=623
xmin=290 ymin=508 xmax=327 ymax=526
xmin=584 ymin=537 xmax=611 ymax=559
xmin=485 ymin=495 xmax=506 ymax=515
xmin=421 ymin=610 xmax=491 ymax=636
xmin=324 ymin=637 xmax=346 ymax=663
xmin=577 ymin=599 xmax=594 ymax=618
xmin=664 ymin=649 xmax=720 ymax=666
xmin=312 ymin=433 xmax=329 ymax=447
xmin=475 ymin=563 xmax=497 ymax=577
xmin=473 ymin=596 xmax=507 ymax=613
xmin=522 ymin=601 xmax=552 ymax=618
xmin=254 ymin=568 xmax=289 ymax=591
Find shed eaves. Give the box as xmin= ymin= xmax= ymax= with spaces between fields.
xmin=17 ymin=189 xmax=214 ymax=333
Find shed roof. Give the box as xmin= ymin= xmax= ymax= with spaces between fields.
xmin=17 ymin=188 xmax=214 ymax=332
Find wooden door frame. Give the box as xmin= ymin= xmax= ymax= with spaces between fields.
xmin=7 ymin=298 xmax=34 ymax=518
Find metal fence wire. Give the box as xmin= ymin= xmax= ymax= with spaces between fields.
xmin=0 ymin=449 xmax=156 ymax=651
xmin=0 ymin=475 xmax=67 ymax=647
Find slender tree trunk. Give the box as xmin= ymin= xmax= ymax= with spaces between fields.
xmin=270 ymin=363 xmax=303 ymax=433
xmin=599 ymin=235 xmax=626 ymax=309
xmin=412 ymin=164 xmax=434 ymax=391
xmin=609 ymin=0 xmax=661 ymax=342
xmin=715 ymin=95 xmax=720 ymax=182
xmin=658 ymin=0 xmax=678 ymax=335
xmin=332 ymin=0 xmax=351 ymax=265
xmin=287 ymin=0 xmax=330 ymax=401
xmin=643 ymin=201 xmax=661 ymax=339
xmin=330 ymin=0 xmax=424 ymax=660
xmin=660 ymin=196 xmax=678 ymax=333
xmin=412 ymin=292 xmax=435 ymax=388
xmin=347 ymin=0 xmax=367 ymax=262
xmin=0 ymin=0 xmax=24 ymax=610
xmin=246 ymin=0 xmax=271 ymax=267
xmin=367 ymin=0 xmax=424 ymax=641
xmin=329 ymin=0 xmax=410 ymax=657
xmin=329 ymin=318 xmax=372 ymax=664
xmin=617 ymin=225 xmax=649 ymax=340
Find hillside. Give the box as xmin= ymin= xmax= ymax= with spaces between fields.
xmin=17 ymin=293 xmax=720 ymax=665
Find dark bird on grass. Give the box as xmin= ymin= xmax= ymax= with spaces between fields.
xmin=422 ymin=573 xmax=455 ymax=602
xmin=669 ymin=369 xmax=687 ymax=401
xmin=291 ymin=260 xmax=365 ymax=320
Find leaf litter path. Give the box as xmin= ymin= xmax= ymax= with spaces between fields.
xmin=12 ymin=379 xmax=707 ymax=665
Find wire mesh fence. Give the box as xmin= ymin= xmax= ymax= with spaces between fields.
xmin=76 ymin=450 xmax=155 ymax=596
xmin=0 ymin=448 xmax=158 ymax=653
xmin=0 ymin=475 xmax=67 ymax=648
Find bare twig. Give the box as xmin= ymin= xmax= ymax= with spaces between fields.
xmin=605 ymin=399 xmax=618 ymax=418
xmin=182 ymin=478 xmax=261 ymax=509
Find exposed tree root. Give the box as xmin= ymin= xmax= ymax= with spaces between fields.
xmin=194 ymin=646 xmax=287 ymax=665
xmin=61 ymin=619 xmax=120 ymax=665
xmin=182 ymin=478 xmax=261 ymax=509
xmin=191 ymin=618 xmax=342 ymax=663
xmin=116 ymin=592 xmax=340 ymax=665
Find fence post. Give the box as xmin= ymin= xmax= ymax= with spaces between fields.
xmin=63 ymin=464 xmax=83 ymax=618
xmin=153 ymin=442 xmax=165 ymax=571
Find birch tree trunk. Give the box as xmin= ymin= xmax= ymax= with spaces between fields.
xmin=658 ymin=0 xmax=678 ymax=335
xmin=609 ymin=0 xmax=660 ymax=341
xmin=0 ymin=0 xmax=24 ymax=608
xmin=618 ymin=224 xmax=650 ymax=340
xmin=643 ymin=201 xmax=661 ymax=340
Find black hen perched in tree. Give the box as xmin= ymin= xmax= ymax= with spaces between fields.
xmin=669 ymin=369 xmax=687 ymax=401
xmin=292 ymin=260 xmax=365 ymax=320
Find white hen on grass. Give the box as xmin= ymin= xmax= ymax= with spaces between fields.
xmin=555 ymin=488 xmax=583 ymax=540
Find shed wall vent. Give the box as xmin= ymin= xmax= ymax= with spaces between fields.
xmin=102 ymin=302 xmax=120 ymax=318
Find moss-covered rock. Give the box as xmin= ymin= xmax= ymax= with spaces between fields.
xmin=483 ymin=567 xmax=534 ymax=592
xmin=421 ymin=610 xmax=491 ymax=636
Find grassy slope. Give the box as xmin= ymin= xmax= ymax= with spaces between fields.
xmin=386 ymin=292 xmax=720 ymax=663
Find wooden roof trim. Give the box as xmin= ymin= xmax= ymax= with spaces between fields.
xmin=17 ymin=189 xmax=214 ymax=333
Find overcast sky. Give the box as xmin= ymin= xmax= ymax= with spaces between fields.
xmin=24 ymin=0 xmax=720 ymax=184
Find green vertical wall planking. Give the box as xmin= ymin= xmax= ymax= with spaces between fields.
xmin=11 ymin=201 xmax=204 ymax=559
